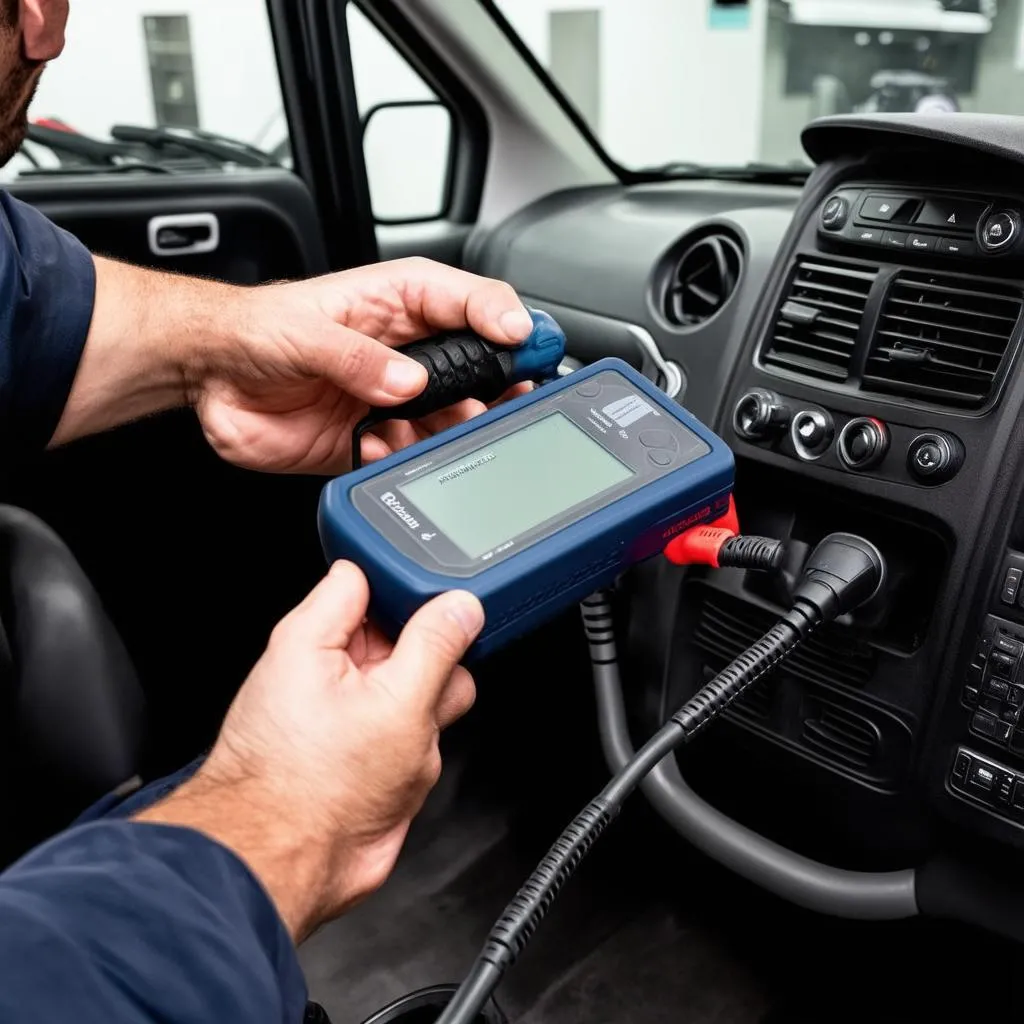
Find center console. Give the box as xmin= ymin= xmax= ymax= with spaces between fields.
xmin=666 ymin=121 xmax=1024 ymax=865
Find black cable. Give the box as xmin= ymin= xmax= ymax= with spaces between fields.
xmin=436 ymin=599 xmax=821 ymax=1024
xmin=436 ymin=532 xmax=885 ymax=1024
xmin=351 ymin=418 xmax=375 ymax=472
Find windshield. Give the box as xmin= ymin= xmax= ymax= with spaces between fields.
xmin=490 ymin=0 xmax=1008 ymax=174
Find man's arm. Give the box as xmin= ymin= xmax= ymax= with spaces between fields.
xmin=0 ymin=821 xmax=308 ymax=1024
xmin=51 ymin=253 xmax=534 ymax=472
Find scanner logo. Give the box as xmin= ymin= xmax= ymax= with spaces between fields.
xmin=380 ymin=492 xmax=421 ymax=530
xmin=602 ymin=395 xmax=656 ymax=428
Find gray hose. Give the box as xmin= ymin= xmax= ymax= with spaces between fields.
xmin=585 ymin=592 xmax=919 ymax=920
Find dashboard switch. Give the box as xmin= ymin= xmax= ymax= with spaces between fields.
xmin=915 ymin=199 xmax=987 ymax=232
xmin=790 ymin=409 xmax=834 ymax=460
xmin=838 ymin=417 xmax=889 ymax=471
xmin=907 ymin=432 xmax=964 ymax=484
xmin=821 ymin=195 xmax=849 ymax=230
xmin=938 ymin=237 xmax=976 ymax=257
xmin=860 ymin=195 xmax=907 ymax=221
xmin=980 ymin=210 xmax=1021 ymax=253
xmin=733 ymin=389 xmax=790 ymax=441
xmin=882 ymin=230 xmax=908 ymax=250
xmin=906 ymin=234 xmax=936 ymax=253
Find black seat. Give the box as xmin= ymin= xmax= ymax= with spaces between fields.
xmin=0 ymin=506 xmax=145 ymax=864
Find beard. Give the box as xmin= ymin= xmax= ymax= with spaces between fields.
xmin=0 ymin=12 xmax=43 ymax=167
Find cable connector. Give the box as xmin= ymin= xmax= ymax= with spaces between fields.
xmin=663 ymin=495 xmax=784 ymax=572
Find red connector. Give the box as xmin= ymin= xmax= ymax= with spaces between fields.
xmin=664 ymin=495 xmax=740 ymax=568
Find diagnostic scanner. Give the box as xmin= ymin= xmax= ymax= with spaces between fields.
xmin=319 ymin=358 xmax=734 ymax=658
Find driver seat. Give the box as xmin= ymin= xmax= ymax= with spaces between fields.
xmin=0 ymin=505 xmax=146 ymax=864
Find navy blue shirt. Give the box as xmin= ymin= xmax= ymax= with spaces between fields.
xmin=0 ymin=193 xmax=308 ymax=1021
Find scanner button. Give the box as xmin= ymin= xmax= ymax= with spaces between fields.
xmin=575 ymin=381 xmax=602 ymax=399
xmin=648 ymin=450 xmax=674 ymax=467
xmin=639 ymin=429 xmax=679 ymax=451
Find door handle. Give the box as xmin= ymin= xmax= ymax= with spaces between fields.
xmin=147 ymin=213 xmax=220 ymax=257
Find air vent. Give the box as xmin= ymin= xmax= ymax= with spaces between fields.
xmin=664 ymin=234 xmax=742 ymax=326
xmin=801 ymin=698 xmax=880 ymax=771
xmin=693 ymin=589 xmax=875 ymax=692
xmin=764 ymin=258 xmax=877 ymax=381
xmin=865 ymin=271 xmax=1023 ymax=407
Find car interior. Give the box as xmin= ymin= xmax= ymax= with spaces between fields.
xmin=8 ymin=0 xmax=1024 ymax=1021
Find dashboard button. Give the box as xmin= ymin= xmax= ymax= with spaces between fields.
xmin=1003 ymin=568 xmax=1024 ymax=605
xmin=906 ymin=234 xmax=936 ymax=253
xmin=980 ymin=210 xmax=1020 ymax=252
xmin=838 ymin=417 xmax=889 ymax=471
xmin=821 ymin=196 xmax=849 ymax=230
xmin=915 ymin=198 xmax=987 ymax=232
xmin=575 ymin=381 xmax=602 ymax=399
xmin=938 ymin=237 xmax=976 ymax=257
xmin=733 ymin=389 xmax=790 ymax=441
xmin=907 ymin=432 xmax=963 ymax=485
xmin=861 ymin=195 xmax=906 ymax=221
xmin=954 ymin=750 xmax=972 ymax=781
xmin=972 ymin=712 xmax=999 ymax=739
xmin=852 ymin=227 xmax=882 ymax=245
xmin=648 ymin=451 xmax=674 ymax=468
xmin=970 ymin=760 xmax=997 ymax=789
xmin=639 ymin=429 xmax=678 ymax=451
xmin=1013 ymin=780 xmax=1024 ymax=810
xmin=790 ymin=409 xmax=834 ymax=460
xmin=882 ymin=230 xmax=908 ymax=250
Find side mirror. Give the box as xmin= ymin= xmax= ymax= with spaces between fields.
xmin=361 ymin=100 xmax=454 ymax=224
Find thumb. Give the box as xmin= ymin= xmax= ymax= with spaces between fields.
xmin=277 ymin=560 xmax=371 ymax=650
xmin=309 ymin=324 xmax=428 ymax=405
xmin=381 ymin=590 xmax=485 ymax=708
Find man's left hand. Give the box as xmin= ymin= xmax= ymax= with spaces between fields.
xmin=190 ymin=257 xmax=533 ymax=473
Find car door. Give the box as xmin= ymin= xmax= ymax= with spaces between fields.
xmin=0 ymin=2 xmax=355 ymax=776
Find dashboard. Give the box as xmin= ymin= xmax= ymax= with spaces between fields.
xmin=473 ymin=114 xmax=1024 ymax=927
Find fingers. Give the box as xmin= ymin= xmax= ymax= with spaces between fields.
xmin=434 ymin=666 xmax=477 ymax=730
xmin=275 ymin=560 xmax=370 ymax=651
xmin=310 ymin=324 xmax=428 ymax=406
xmin=381 ymin=590 xmax=485 ymax=709
xmin=394 ymin=258 xmax=534 ymax=346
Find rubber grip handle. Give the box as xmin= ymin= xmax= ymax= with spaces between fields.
xmin=387 ymin=332 xmax=515 ymax=421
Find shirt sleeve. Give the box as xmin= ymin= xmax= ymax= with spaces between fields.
xmin=0 ymin=190 xmax=96 ymax=457
xmin=0 ymin=821 xmax=308 ymax=1024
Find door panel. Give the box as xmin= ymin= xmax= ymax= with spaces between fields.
xmin=3 ymin=170 xmax=331 ymax=777
xmin=10 ymin=170 xmax=328 ymax=281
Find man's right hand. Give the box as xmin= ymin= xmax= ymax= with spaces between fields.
xmin=135 ymin=561 xmax=483 ymax=942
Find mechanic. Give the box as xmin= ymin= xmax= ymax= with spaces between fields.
xmin=0 ymin=3 xmax=534 ymax=1021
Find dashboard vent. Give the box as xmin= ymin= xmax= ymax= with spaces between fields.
xmin=692 ymin=588 xmax=875 ymax=692
xmin=866 ymin=272 xmax=1023 ymax=407
xmin=800 ymin=698 xmax=881 ymax=771
xmin=664 ymin=234 xmax=742 ymax=326
xmin=764 ymin=258 xmax=877 ymax=381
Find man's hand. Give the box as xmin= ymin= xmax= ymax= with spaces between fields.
xmin=52 ymin=256 xmax=534 ymax=471
xmin=135 ymin=561 xmax=483 ymax=942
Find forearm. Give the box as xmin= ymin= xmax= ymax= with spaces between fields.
xmin=134 ymin=771 xmax=338 ymax=943
xmin=50 ymin=256 xmax=252 ymax=446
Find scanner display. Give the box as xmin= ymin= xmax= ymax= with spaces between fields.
xmin=398 ymin=412 xmax=633 ymax=560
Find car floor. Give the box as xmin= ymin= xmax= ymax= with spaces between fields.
xmin=299 ymin=641 xmax=1024 ymax=1024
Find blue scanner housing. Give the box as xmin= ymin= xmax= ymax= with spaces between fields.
xmin=319 ymin=358 xmax=734 ymax=659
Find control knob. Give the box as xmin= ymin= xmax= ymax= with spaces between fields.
xmin=979 ymin=209 xmax=1021 ymax=253
xmin=907 ymin=431 xmax=964 ymax=485
xmin=790 ymin=408 xmax=835 ymax=460
xmin=838 ymin=417 xmax=889 ymax=471
xmin=821 ymin=195 xmax=849 ymax=231
xmin=733 ymin=389 xmax=791 ymax=441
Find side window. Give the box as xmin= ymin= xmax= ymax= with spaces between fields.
xmin=347 ymin=4 xmax=455 ymax=224
xmin=3 ymin=2 xmax=290 ymax=182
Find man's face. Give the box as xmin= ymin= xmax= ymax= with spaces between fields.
xmin=0 ymin=0 xmax=69 ymax=165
